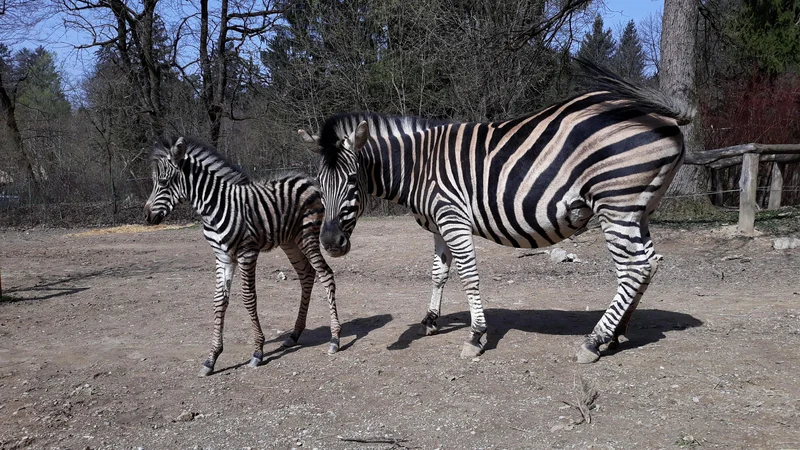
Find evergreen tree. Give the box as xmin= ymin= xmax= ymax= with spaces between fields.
xmin=731 ymin=0 xmax=800 ymax=74
xmin=613 ymin=20 xmax=646 ymax=80
xmin=13 ymin=47 xmax=71 ymax=116
xmin=577 ymin=15 xmax=616 ymax=65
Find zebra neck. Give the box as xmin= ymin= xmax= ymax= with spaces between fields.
xmin=186 ymin=168 xmax=245 ymax=221
xmin=361 ymin=140 xmax=416 ymax=207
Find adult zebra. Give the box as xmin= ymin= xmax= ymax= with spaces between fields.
xmin=299 ymin=59 xmax=694 ymax=363
xmin=144 ymin=137 xmax=341 ymax=376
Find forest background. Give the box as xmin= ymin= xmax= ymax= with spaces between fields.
xmin=1 ymin=0 xmax=798 ymax=225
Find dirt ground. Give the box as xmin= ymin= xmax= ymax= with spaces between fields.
xmin=1 ymin=216 xmax=799 ymax=450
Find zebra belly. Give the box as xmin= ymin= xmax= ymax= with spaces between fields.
xmin=470 ymin=194 xmax=592 ymax=249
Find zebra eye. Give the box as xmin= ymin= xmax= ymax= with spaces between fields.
xmin=157 ymin=178 xmax=169 ymax=187
xmin=346 ymin=173 xmax=358 ymax=186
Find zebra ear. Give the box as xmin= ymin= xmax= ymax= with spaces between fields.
xmin=353 ymin=121 xmax=369 ymax=150
xmin=171 ymin=137 xmax=187 ymax=164
xmin=298 ymin=129 xmax=322 ymax=154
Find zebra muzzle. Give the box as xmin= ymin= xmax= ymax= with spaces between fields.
xmin=320 ymin=223 xmax=350 ymax=257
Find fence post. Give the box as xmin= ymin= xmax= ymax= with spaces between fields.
xmin=738 ymin=153 xmax=759 ymax=235
xmin=768 ymin=162 xmax=784 ymax=210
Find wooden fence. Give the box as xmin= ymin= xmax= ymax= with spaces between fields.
xmin=684 ymin=143 xmax=800 ymax=235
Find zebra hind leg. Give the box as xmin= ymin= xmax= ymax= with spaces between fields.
xmin=421 ymin=233 xmax=452 ymax=336
xmin=604 ymin=253 xmax=662 ymax=352
xmin=604 ymin=214 xmax=662 ymax=352
xmin=238 ymin=252 xmax=266 ymax=368
xmin=576 ymin=217 xmax=653 ymax=364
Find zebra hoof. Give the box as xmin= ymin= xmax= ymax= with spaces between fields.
xmin=328 ymin=340 xmax=340 ymax=355
xmin=575 ymin=343 xmax=601 ymax=364
xmin=460 ymin=341 xmax=483 ymax=358
xmin=599 ymin=339 xmax=618 ymax=352
xmin=424 ymin=323 xmax=439 ymax=336
xmin=198 ymin=365 xmax=214 ymax=377
xmin=248 ymin=356 xmax=262 ymax=368
xmin=281 ymin=336 xmax=299 ymax=348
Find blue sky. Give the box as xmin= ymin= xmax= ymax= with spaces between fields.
xmin=602 ymin=0 xmax=663 ymax=28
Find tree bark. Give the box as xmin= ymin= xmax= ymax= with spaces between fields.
xmin=0 ymin=68 xmax=39 ymax=191
xmin=199 ymin=0 xmax=227 ymax=148
xmin=660 ymin=0 xmax=706 ymax=197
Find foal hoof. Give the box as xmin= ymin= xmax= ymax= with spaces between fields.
xmin=198 ymin=365 xmax=213 ymax=377
xmin=328 ymin=340 xmax=340 ymax=355
xmin=575 ymin=343 xmax=601 ymax=364
xmin=281 ymin=336 xmax=299 ymax=348
xmin=460 ymin=341 xmax=483 ymax=358
xmin=248 ymin=356 xmax=262 ymax=368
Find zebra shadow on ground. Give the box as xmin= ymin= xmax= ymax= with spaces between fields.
xmin=387 ymin=308 xmax=703 ymax=355
xmin=213 ymin=314 xmax=395 ymax=373
xmin=2 ymin=275 xmax=95 ymax=302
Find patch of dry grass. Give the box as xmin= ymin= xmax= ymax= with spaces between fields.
xmin=70 ymin=223 xmax=196 ymax=237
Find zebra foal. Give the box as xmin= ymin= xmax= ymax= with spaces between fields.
xmin=144 ymin=137 xmax=341 ymax=376
xmin=300 ymin=59 xmax=693 ymax=363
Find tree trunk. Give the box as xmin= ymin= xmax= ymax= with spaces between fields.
xmin=660 ymin=0 xmax=706 ymax=197
xmin=0 ymin=70 xmax=40 ymax=193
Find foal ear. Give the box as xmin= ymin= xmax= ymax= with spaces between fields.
xmin=170 ymin=137 xmax=187 ymax=164
xmin=353 ymin=121 xmax=370 ymax=150
xmin=298 ymin=129 xmax=322 ymax=154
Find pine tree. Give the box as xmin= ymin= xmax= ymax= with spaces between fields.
xmin=613 ymin=20 xmax=646 ymax=81
xmin=577 ymin=15 xmax=616 ymax=65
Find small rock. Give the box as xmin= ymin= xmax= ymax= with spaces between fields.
xmin=277 ymin=271 xmax=288 ymax=281
xmin=773 ymin=237 xmax=800 ymax=250
xmin=175 ymin=411 xmax=196 ymax=422
xmin=550 ymin=248 xmax=568 ymax=262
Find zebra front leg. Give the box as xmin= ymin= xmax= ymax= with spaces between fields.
xmin=577 ymin=220 xmax=651 ymax=363
xmin=238 ymin=252 xmax=265 ymax=368
xmin=199 ymin=258 xmax=236 ymax=376
xmin=439 ymin=217 xmax=486 ymax=358
xmin=299 ymin=239 xmax=341 ymax=354
xmin=422 ymin=233 xmax=452 ymax=336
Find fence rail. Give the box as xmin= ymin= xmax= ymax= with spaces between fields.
xmin=684 ymin=143 xmax=800 ymax=235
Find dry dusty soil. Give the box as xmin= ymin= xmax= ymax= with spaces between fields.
xmin=1 ymin=216 xmax=799 ymax=449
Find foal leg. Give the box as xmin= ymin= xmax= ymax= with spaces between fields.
xmin=199 ymin=256 xmax=236 ymax=376
xmin=238 ymin=250 xmax=266 ymax=368
xmin=421 ymin=232 xmax=453 ymax=335
xmin=279 ymin=242 xmax=316 ymax=349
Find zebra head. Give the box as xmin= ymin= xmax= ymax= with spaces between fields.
xmin=299 ymin=120 xmax=369 ymax=257
xmin=144 ymin=137 xmax=189 ymax=225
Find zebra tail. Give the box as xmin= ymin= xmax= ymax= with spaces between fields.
xmin=573 ymin=56 xmax=697 ymax=126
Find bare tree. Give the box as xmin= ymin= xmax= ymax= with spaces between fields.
xmin=61 ymin=0 xmax=166 ymax=138
xmin=171 ymin=0 xmax=282 ymax=148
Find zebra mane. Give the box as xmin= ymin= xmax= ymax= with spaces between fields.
xmin=154 ymin=137 xmax=250 ymax=186
xmin=573 ymin=57 xmax=696 ymax=126
xmin=318 ymin=112 xmax=450 ymax=165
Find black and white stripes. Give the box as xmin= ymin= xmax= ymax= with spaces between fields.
xmin=303 ymin=60 xmax=692 ymax=363
xmin=144 ymin=137 xmax=340 ymax=376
